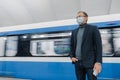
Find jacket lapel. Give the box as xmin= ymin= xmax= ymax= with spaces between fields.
xmin=74 ymin=28 xmax=79 ymax=45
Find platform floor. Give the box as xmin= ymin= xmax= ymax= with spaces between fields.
xmin=0 ymin=77 xmax=119 ymax=80
xmin=98 ymin=78 xmax=120 ymax=80
xmin=0 ymin=77 xmax=30 ymax=80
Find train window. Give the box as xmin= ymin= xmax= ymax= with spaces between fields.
xmin=5 ymin=36 xmax=18 ymax=56
xmin=0 ymin=37 xmax=7 ymax=56
xmin=30 ymin=32 xmax=71 ymax=56
xmin=99 ymin=29 xmax=114 ymax=56
xmin=100 ymin=27 xmax=120 ymax=57
xmin=16 ymin=35 xmax=32 ymax=56
xmin=0 ymin=36 xmax=18 ymax=57
xmin=113 ymin=28 xmax=120 ymax=56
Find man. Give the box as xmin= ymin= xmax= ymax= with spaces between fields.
xmin=70 ymin=11 xmax=102 ymax=80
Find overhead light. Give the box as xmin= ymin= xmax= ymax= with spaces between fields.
xmin=22 ymin=35 xmax=27 ymax=38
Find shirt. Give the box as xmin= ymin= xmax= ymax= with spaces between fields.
xmin=75 ymin=26 xmax=85 ymax=60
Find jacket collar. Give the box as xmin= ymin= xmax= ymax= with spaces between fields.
xmin=79 ymin=23 xmax=87 ymax=28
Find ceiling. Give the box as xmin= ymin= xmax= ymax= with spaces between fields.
xmin=0 ymin=0 xmax=120 ymax=27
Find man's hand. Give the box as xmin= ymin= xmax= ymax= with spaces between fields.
xmin=71 ymin=57 xmax=78 ymax=62
xmin=93 ymin=62 xmax=102 ymax=74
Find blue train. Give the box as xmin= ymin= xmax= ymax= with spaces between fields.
xmin=0 ymin=14 xmax=120 ymax=80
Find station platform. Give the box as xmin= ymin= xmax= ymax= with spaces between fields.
xmin=98 ymin=78 xmax=120 ymax=80
xmin=0 ymin=77 xmax=30 ymax=80
xmin=0 ymin=77 xmax=120 ymax=80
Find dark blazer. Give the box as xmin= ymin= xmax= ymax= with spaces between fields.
xmin=70 ymin=24 xmax=102 ymax=68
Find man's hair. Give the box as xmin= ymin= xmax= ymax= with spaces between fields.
xmin=77 ymin=11 xmax=88 ymax=17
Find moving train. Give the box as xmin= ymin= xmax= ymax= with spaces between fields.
xmin=0 ymin=14 xmax=120 ymax=80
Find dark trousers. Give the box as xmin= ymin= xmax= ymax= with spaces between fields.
xmin=74 ymin=61 xmax=97 ymax=80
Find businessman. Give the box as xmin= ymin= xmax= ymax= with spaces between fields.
xmin=70 ymin=11 xmax=102 ymax=80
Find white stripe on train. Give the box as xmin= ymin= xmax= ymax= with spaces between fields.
xmin=0 ymin=57 xmax=119 ymax=63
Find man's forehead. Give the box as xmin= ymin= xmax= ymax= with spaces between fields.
xmin=77 ymin=12 xmax=85 ymax=16
xmin=76 ymin=13 xmax=85 ymax=18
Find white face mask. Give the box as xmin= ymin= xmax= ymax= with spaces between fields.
xmin=76 ymin=17 xmax=84 ymax=24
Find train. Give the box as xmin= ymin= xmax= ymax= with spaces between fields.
xmin=0 ymin=14 xmax=120 ymax=80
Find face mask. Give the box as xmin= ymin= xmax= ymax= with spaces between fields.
xmin=76 ymin=17 xmax=84 ymax=24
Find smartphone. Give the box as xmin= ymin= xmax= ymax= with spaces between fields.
xmin=93 ymin=70 xmax=98 ymax=76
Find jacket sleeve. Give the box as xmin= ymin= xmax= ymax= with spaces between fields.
xmin=93 ymin=26 xmax=102 ymax=63
xmin=69 ymin=31 xmax=74 ymax=58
